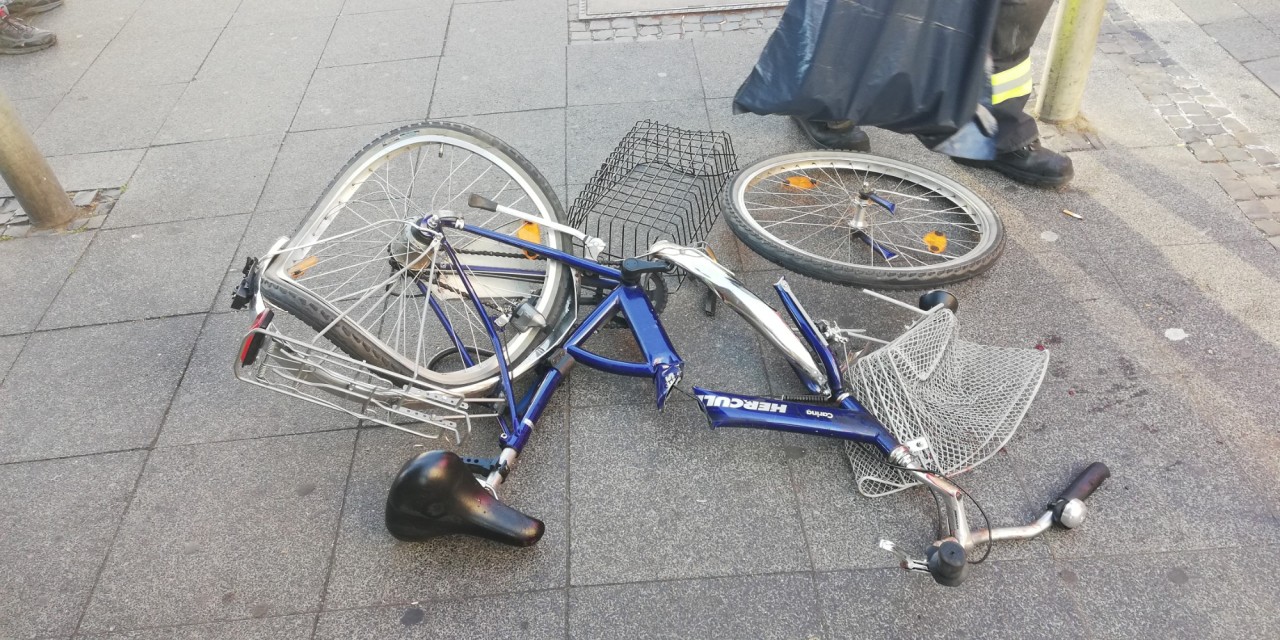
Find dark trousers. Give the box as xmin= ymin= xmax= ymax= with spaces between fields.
xmin=990 ymin=0 xmax=1056 ymax=152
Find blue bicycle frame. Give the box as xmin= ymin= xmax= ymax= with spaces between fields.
xmin=382 ymin=214 xmax=1108 ymax=587
xmin=420 ymin=215 xmax=902 ymax=459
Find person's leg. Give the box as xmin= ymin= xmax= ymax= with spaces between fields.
xmin=989 ymin=0 xmax=1054 ymax=152
xmin=956 ymin=0 xmax=1074 ymax=188
xmin=0 ymin=1 xmax=56 ymax=54
xmin=791 ymin=116 xmax=871 ymax=152
xmin=6 ymin=0 xmax=63 ymax=17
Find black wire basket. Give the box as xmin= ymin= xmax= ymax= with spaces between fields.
xmin=569 ymin=121 xmax=738 ymax=262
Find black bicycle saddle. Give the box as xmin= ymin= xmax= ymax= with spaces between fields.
xmin=385 ymin=450 xmax=544 ymax=547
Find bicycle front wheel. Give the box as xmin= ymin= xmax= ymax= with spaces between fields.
xmin=725 ymin=152 xmax=1004 ymax=289
xmin=261 ymin=121 xmax=573 ymax=394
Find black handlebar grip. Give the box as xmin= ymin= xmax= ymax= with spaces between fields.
xmin=468 ymin=193 xmax=498 ymax=212
xmin=1056 ymin=462 xmax=1110 ymax=504
xmin=926 ymin=540 xmax=968 ymax=587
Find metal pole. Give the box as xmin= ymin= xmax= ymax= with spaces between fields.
xmin=1034 ymin=0 xmax=1108 ymax=124
xmin=0 ymin=89 xmax=77 ymax=229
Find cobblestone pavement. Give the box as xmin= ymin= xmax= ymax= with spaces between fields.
xmin=1 ymin=0 xmax=1279 ymax=638
xmin=1104 ymin=3 xmax=1280 ymax=244
xmin=1170 ymin=0 xmax=1280 ymax=94
xmin=568 ymin=4 xmax=783 ymax=43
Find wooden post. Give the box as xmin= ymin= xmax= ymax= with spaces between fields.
xmin=0 ymin=89 xmax=76 ymax=228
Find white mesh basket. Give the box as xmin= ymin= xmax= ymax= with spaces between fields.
xmin=844 ymin=308 xmax=1049 ymax=497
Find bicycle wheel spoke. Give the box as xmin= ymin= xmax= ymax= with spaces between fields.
xmin=731 ymin=153 xmax=1001 ymax=285
xmin=267 ymin=124 xmax=570 ymax=389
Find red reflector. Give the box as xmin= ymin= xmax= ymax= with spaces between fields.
xmin=239 ymin=309 xmax=274 ymax=365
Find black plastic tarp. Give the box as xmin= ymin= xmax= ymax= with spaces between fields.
xmin=733 ymin=0 xmax=1000 ymax=140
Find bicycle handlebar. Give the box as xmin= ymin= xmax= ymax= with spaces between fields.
xmin=1055 ymin=462 xmax=1110 ymax=505
xmin=1050 ymin=462 xmax=1110 ymax=529
xmin=904 ymin=459 xmax=1111 ymax=586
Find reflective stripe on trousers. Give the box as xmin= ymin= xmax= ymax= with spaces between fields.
xmin=992 ymin=57 xmax=1033 ymax=105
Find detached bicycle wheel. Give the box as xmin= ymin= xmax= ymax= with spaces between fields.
xmin=261 ymin=121 xmax=572 ymax=395
xmin=725 ymin=151 xmax=1004 ymax=289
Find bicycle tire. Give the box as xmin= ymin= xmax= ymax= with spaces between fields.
xmin=261 ymin=121 xmax=573 ymax=394
xmin=724 ymin=151 xmax=1005 ymax=290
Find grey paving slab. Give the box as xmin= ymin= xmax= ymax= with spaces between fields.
xmin=292 ymin=58 xmax=437 ymax=131
xmin=705 ymin=99 xmax=809 ymax=167
xmin=1244 ymin=54 xmax=1280 ymax=94
xmin=1171 ymin=0 xmax=1250 ymax=25
xmin=453 ymin=108 xmax=568 ymax=187
xmin=692 ymin=34 xmax=768 ymax=99
xmin=1182 ymin=370 xmax=1280 ymax=511
xmin=0 ymin=451 xmax=144 ymax=639
xmin=34 ymin=85 xmax=186 ymax=156
xmin=430 ymin=47 xmax=567 ymax=118
xmin=1059 ymin=146 xmax=1264 ymax=249
xmin=322 ymin=413 xmax=568 ymax=608
xmin=41 ymin=214 xmax=248 ymax=329
xmin=320 ymin=8 xmax=448 ymax=67
xmin=0 ymin=334 xmax=24 ymax=383
xmin=1242 ymin=0 xmax=1280 ymax=31
xmin=567 ymin=40 xmax=704 ymax=106
xmin=74 ymin=26 xmax=222 ymax=91
xmin=160 ymin=312 xmax=357 ymax=446
xmin=935 ymin=252 xmax=1178 ymax=383
xmin=256 ymin=122 xmax=415 ymax=212
xmin=1060 ymin=546 xmax=1280 ymax=638
xmin=198 ymin=17 xmax=336 ymax=81
xmin=569 ymin=573 xmax=822 ymax=640
xmin=444 ymin=0 xmax=567 ymax=56
xmin=817 ymin=560 xmax=1087 ymax=638
xmin=25 ymin=0 xmax=141 ymax=34
xmin=229 ymin=0 xmax=345 ymax=27
xmin=107 ymin=135 xmax=281 ymax=229
xmin=564 ymin=98 xmax=711 ymax=184
xmin=1098 ymin=245 xmax=1280 ymax=375
xmin=213 ymin=208 xmax=310 ymax=313
xmin=0 ymin=231 xmax=93 ymax=335
xmin=1202 ymin=16 xmax=1280 ymax=63
xmin=126 ymin=0 xmax=239 ymax=33
xmin=569 ymin=401 xmax=810 ymax=585
xmin=315 ymin=590 xmax=564 ymax=639
xmin=79 ymin=614 xmax=317 ymax=639
xmin=11 ymin=94 xmax=59 ymax=133
xmin=155 ymin=74 xmax=311 ymax=145
xmin=1079 ymin=67 xmax=1183 ymax=149
xmin=0 ymin=316 xmax=201 ymax=463
xmin=80 ymin=431 xmax=355 ymax=632
xmin=341 ymin=0 xmax=451 ymax=14
xmin=39 ymin=149 xmax=146 ymax=194
xmin=0 ymin=28 xmax=114 ymax=99
xmin=1005 ymin=376 xmax=1268 ymax=557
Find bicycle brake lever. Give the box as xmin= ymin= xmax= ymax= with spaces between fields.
xmin=879 ymin=539 xmax=929 ymax=573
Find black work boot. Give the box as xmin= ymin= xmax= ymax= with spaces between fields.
xmin=792 ymin=117 xmax=871 ymax=151
xmin=0 ymin=13 xmax=55 ymax=54
xmin=953 ymin=139 xmax=1074 ymax=188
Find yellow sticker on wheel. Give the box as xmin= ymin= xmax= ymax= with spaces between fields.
xmin=517 ymin=221 xmax=541 ymax=259
xmin=288 ymin=255 xmax=319 ymax=279
xmin=923 ymin=231 xmax=948 ymax=254
xmin=786 ymin=176 xmax=818 ymax=190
